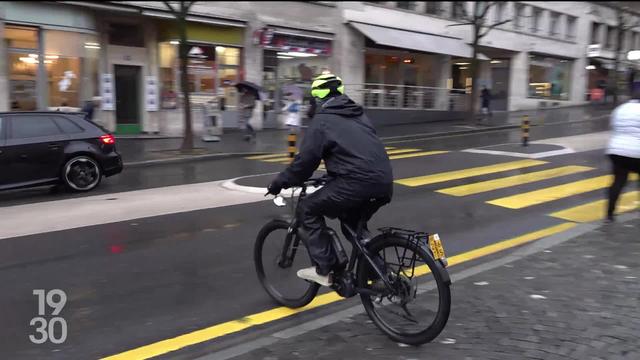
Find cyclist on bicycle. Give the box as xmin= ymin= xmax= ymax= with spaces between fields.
xmin=267 ymin=74 xmax=393 ymax=286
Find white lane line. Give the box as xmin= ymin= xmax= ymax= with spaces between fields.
xmin=0 ymin=179 xmax=269 ymax=240
xmin=462 ymin=148 xmax=575 ymax=159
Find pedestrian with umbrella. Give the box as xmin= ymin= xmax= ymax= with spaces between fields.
xmin=234 ymin=81 xmax=264 ymax=141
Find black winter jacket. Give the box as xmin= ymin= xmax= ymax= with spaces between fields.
xmin=275 ymin=95 xmax=393 ymax=188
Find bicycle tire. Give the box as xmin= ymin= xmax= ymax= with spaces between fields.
xmin=356 ymin=234 xmax=451 ymax=345
xmin=254 ymin=219 xmax=320 ymax=308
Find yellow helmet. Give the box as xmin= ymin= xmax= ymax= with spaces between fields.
xmin=311 ymin=73 xmax=345 ymax=99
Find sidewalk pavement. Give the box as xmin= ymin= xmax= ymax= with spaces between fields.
xmin=219 ymin=216 xmax=639 ymax=360
xmin=117 ymin=105 xmax=613 ymax=166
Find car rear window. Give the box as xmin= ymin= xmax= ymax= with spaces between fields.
xmin=10 ymin=115 xmax=62 ymax=139
xmin=53 ymin=116 xmax=84 ymax=134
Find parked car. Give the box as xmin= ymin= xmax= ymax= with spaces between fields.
xmin=0 ymin=112 xmax=122 ymax=192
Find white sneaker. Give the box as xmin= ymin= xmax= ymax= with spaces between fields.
xmin=297 ymin=266 xmax=332 ymax=287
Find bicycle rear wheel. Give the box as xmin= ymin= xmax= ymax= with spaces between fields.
xmin=254 ymin=219 xmax=320 ymax=308
xmin=357 ymin=234 xmax=451 ymax=345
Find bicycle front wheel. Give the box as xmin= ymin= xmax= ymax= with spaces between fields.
xmin=254 ymin=219 xmax=320 ymax=308
xmin=357 ymin=234 xmax=451 ymax=345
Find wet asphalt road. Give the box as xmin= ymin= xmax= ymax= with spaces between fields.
xmin=0 ymin=115 xmax=620 ymax=359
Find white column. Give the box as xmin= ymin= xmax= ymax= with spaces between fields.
xmin=333 ymin=24 xmax=365 ymax=104
xmin=508 ymin=51 xmax=528 ymax=111
xmin=435 ymin=54 xmax=451 ymax=110
xmin=144 ymin=20 xmax=160 ymax=134
xmin=571 ymin=55 xmax=588 ymax=104
xmin=243 ymin=21 xmax=264 ymax=130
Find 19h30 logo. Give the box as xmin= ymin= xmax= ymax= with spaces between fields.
xmin=29 ymin=289 xmax=68 ymax=344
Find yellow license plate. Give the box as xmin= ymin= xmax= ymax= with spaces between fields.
xmin=428 ymin=233 xmax=446 ymax=260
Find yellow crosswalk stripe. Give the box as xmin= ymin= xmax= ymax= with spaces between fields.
xmin=388 ymin=150 xmax=449 ymax=160
xmin=437 ymin=165 xmax=594 ymax=196
xmin=395 ymin=159 xmax=546 ymax=187
xmin=549 ymin=191 xmax=639 ymax=223
xmin=385 ymin=146 xmax=396 ymax=150
xmin=487 ymin=174 xmax=639 ymax=209
xmin=263 ymin=156 xmax=296 ymax=162
xmin=245 ymin=153 xmax=287 ymax=160
xmin=385 ymin=148 xmax=421 ymax=155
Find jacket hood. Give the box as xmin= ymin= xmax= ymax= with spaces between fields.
xmin=317 ymin=95 xmax=363 ymax=117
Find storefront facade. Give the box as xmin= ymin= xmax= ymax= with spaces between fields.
xmin=0 ymin=2 xmax=100 ymax=113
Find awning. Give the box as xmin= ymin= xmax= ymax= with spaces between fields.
xmin=351 ymin=22 xmax=488 ymax=60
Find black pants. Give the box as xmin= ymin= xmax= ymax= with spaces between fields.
xmin=607 ymin=154 xmax=640 ymax=219
xmin=297 ymin=179 xmax=392 ymax=275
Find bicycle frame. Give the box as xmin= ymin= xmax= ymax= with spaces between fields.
xmin=278 ymin=183 xmax=396 ymax=296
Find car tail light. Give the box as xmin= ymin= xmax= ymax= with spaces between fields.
xmin=100 ymin=134 xmax=115 ymax=145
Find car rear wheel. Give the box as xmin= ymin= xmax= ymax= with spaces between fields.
xmin=62 ymin=156 xmax=102 ymax=192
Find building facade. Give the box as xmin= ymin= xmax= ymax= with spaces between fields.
xmin=0 ymin=1 xmax=638 ymax=135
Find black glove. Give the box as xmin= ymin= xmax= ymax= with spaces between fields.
xmin=267 ymin=180 xmax=283 ymax=195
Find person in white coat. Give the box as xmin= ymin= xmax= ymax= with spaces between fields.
xmin=605 ymin=90 xmax=640 ymax=222
xmin=282 ymin=93 xmax=302 ymax=133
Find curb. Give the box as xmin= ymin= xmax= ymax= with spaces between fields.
xmin=122 ymin=115 xmax=610 ymax=168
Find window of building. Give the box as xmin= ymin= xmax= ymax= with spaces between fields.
xmin=528 ymin=55 xmax=572 ymax=100
xmin=4 ymin=25 xmax=38 ymax=49
xmin=514 ymin=3 xmax=525 ymax=29
xmin=606 ymin=26 xmax=615 ymax=49
xmin=549 ymin=12 xmax=560 ymax=37
xmin=6 ymin=25 xmax=39 ymax=111
xmin=108 ymin=23 xmax=144 ymax=47
xmin=452 ymin=2 xmax=467 ymax=20
xmin=426 ymin=2 xmax=441 ymax=16
xmin=566 ymin=16 xmax=577 ymax=41
xmin=494 ymin=2 xmax=506 ymax=24
xmin=591 ymin=22 xmax=601 ymax=44
xmin=531 ymin=7 xmax=543 ymax=34
xmin=396 ymin=1 xmax=415 ymax=11
xmin=9 ymin=116 xmax=62 ymax=139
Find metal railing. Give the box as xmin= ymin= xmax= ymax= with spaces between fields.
xmin=346 ymin=83 xmax=469 ymax=111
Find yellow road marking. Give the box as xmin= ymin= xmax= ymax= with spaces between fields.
xmin=385 ymin=148 xmax=421 ymax=155
xmin=263 ymin=156 xmax=296 ymax=163
xmin=101 ymin=222 xmax=576 ymax=360
xmin=388 ymin=150 xmax=449 ymax=160
xmin=245 ymin=153 xmax=287 ymax=160
xmin=385 ymin=146 xmax=396 ymax=150
xmin=413 ymin=222 xmax=576 ymax=276
xmin=436 ymin=166 xmax=594 ymax=196
xmin=487 ymin=174 xmax=639 ymax=209
xmin=395 ymin=159 xmax=547 ymax=187
xmin=550 ymin=191 xmax=639 ymax=222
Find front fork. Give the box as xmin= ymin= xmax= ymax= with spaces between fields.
xmin=277 ymin=221 xmax=301 ymax=268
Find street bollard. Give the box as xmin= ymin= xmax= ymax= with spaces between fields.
xmin=288 ymin=131 xmax=297 ymax=163
xmin=522 ymin=115 xmax=530 ymax=147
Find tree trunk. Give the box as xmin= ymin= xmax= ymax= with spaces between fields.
xmin=179 ymin=3 xmax=193 ymax=151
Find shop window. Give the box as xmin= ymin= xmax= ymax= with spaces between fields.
xmin=530 ymin=7 xmax=542 ymax=34
xmin=9 ymin=52 xmax=38 ymax=111
xmin=452 ymin=2 xmax=467 ymax=20
xmin=494 ymin=2 xmax=506 ymax=24
xmin=396 ymin=1 xmax=415 ymax=11
xmin=216 ymin=46 xmax=240 ymax=66
xmin=606 ymin=26 xmax=615 ymax=50
xmin=528 ymin=55 xmax=571 ymax=100
xmin=566 ymin=16 xmax=577 ymax=41
xmin=591 ymin=23 xmax=601 ymax=44
xmin=426 ymin=2 xmax=441 ymax=16
xmin=5 ymin=25 xmax=38 ymax=49
xmin=108 ymin=23 xmax=144 ymax=47
xmin=549 ymin=12 xmax=560 ymax=37
xmin=514 ymin=4 xmax=525 ymax=29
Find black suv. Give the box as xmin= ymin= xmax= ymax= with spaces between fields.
xmin=0 ymin=112 xmax=123 ymax=192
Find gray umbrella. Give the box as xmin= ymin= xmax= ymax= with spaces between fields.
xmin=234 ymin=81 xmax=266 ymax=101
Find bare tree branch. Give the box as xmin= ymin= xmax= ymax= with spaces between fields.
xmin=185 ymin=1 xmax=196 ymax=11
xmin=447 ymin=22 xmax=476 ymax=28
xmin=162 ymin=1 xmax=176 ymax=13
xmin=480 ymin=1 xmax=495 ymax=19
xmin=479 ymin=19 xmax=511 ymax=38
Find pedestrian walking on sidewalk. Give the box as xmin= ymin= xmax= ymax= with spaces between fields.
xmin=239 ymin=87 xmax=257 ymax=141
xmin=480 ymin=86 xmax=492 ymax=119
xmin=282 ymin=93 xmax=302 ymax=133
xmin=605 ymin=89 xmax=640 ymax=222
